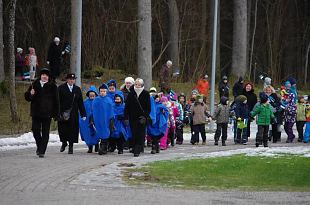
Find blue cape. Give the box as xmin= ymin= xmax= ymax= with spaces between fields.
xmin=149 ymin=96 xmax=157 ymax=126
xmin=79 ymin=98 xmax=99 ymax=146
xmin=147 ymin=101 xmax=169 ymax=138
xmin=111 ymin=93 xmax=132 ymax=141
xmin=92 ymin=95 xmax=114 ymax=140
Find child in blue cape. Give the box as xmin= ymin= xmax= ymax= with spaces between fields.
xmin=147 ymin=94 xmax=169 ymax=154
xmin=79 ymin=86 xmax=99 ymax=153
xmin=92 ymin=84 xmax=115 ymax=155
xmin=109 ymin=93 xmax=132 ymax=154
xmin=107 ymin=79 xmax=122 ymax=101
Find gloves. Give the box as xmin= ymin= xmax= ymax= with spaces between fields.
xmin=109 ymin=119 xmax=115 ymax=132
xmin=82 ymin=117 xmax=86 ymax=121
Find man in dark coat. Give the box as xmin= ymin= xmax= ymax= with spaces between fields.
xmin=58 ymin=73 xmax=86 ymax=154
xmin=242 ymin=82 xmax=257 ymax=138
xmin=233 ymin=76 xmax=244 ymax=99
xmin=47 ymin=37 xmax=64 ymax=80
xmin=125 ymin=78 xmax=151 ymax=157
xmin=25 ymin=68 xmax=59 ymax=158
xmin=159 ymin=60 xmax=172 ymax=94
xmin=218 ymin=75 xmax=230 ymax=99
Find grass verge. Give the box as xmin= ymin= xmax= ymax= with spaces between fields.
xmin=125 ymin=155 xmax=310 ymax=191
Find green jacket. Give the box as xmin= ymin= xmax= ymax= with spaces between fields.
xmin=296 ymin=102 xmax=306 ymax=121
xmin=250 ymin=103 xmax=274 ymax=125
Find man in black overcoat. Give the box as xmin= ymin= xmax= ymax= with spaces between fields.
xmin=25 ymin=68 xmax=59 ymax=158
xmin=125 ymin=78 xmax=151 ymax=157
xmin=58 ymin=73 xmax=86 ymax=154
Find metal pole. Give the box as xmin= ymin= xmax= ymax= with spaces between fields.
xmin=210 ymin=0 xmax=218 ymax=116
xmin=70 ymin=0 xmax=82 ymax=87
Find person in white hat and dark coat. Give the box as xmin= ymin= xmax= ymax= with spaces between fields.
xmin=47 ymin=37 xmax=64 ymax=80
xmin=24 ymin=68 xmax=59 ymax=158
xmin=57 ymin=73 xmax=86 ymax=154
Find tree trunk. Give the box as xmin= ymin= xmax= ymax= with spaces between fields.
xmin=137 ymin=0 xmax=152 ymax=89
xmin=305 ymin=41 xmax=310 ymax=87
xmin=168 ymin=0 xmax=179 ymax=69
xmin=249 ymin=0 xmax=258 ymax=81
xmin=8 ymin=0 xmax=18 ymax=122
xmin=231 ymin=0 xmax=247 ymax=78
xmin=70 ymin=0 xmax=82 ymax=87
xmin=0 ymin=0 xmax=4 ymax=82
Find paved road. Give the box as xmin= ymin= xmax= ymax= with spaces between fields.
xmin=1 ymin=137 xmax=310 ymax=205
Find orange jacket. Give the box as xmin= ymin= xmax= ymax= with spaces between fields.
xmin=196 ymin=79 xmax=209 ymax=97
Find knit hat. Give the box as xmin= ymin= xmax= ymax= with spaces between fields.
xmin=54 ymin=37 xmax=60 ymax=42
xmin=204 ymin=74 xmax=208 ymax=79
xmin=39 ymin=68 xmax=50 ymax=76
xmin=222 ymin=75 xmax=228 ymax=80
xmin=259 ymin=92 xmax=268 ymax=104
xmin=238 ymin=76 xmax=244 ymax=82
xmin=236 ymin=95 xmax=247 ymax=103
xmin=191 ymin=89 xmax=199 ymax=95
xmin=125 ymin=77 xmax=135 ymax=84
xmin=264 ymin=77 xmax=271 ymax=85
xmin=196 ymin=94 xmax=203 ymax=101
xmin=16 ymin=48 xmax=23 ymax=53
xmin=166 ymin=60 xmax=172 ymax=66
xmin=107 ymin=79 xmax=117 ymax=88
xmin=149 ymin=87 xmax=157 ymax=93
xmin=287 ymin=77 xmax=297 ymax=86
xmin=220 ymin=96 xmax=228 ymax=105
xmin=284 ymin=81 xmax=291 ymax=87
xmin=99 ymin=83 xmax=108 ymax=90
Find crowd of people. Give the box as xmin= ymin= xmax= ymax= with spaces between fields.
xmin=24 ymin=60 xmax=310 ymax=158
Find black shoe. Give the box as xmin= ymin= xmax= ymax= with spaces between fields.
xmin=264 ymin=143 xmax=268 ymax=147
xmin=214 ymin=141 xmax=218 ymax=146
xmin=68 ymin=146 xmax=73 ymax=154
xmin=38 ymin=153 xmax=44 ymax=158
xmin=298 ymin=138 xmax=302 ymax=142
xmin=255 ymin=143 xmax=259 ymax=147
xmin=222 ymin=142 xmax=226 ymax=146
xmin=36 ymin=149 xmax=40 ymax=156
xmin=60 ymin=143 xmax=67 ymax=152
xmin=151 ymin=145 xmax=156 ymax=154
xmin=134 ymin=153 xmax=139 ymax=157
xmin=94 ymin=144 xmax=99 ymax=152
xmin=87 ymin=148 xmax=92 ymax=153
xmin=118 ymin=150 xmax=123 ymax=154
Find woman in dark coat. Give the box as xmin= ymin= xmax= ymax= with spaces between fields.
xmin=233 ymin=76 xmax=244 ymax=98
xmin=24 ymin=68 xmax=59 ymax=157
xmin=58 ymin=73 xmax=86 ymax=154
xmin=125 ymin=78 xmax=151 ymax=157
xmin=242 ymin=82 xmax=257 ymax=138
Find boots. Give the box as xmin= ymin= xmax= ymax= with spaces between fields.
xmin=222 ymin=141 xmax=226 ymax=146
xmin=68 ymin=144 xmax=73 ymax=154
xmin=87 ymin=146 xmax=93 ymax=153
xmin=98 ymin=140 xmax=107 ymax=155
xmin=60 ymin=142 xmax=67 ymax=152
xmin=94 ymin=144 xmax=99 ymax=152
xmin=151 ymin=144 xmax=156 ymax=154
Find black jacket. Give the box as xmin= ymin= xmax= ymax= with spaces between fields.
xmin=233 ymin=81 xmax=244 ymax=98
xmin=24 ymin=79 xmax=59 ymax=119
xmin=242 ymin=89 xmax=257 ymax=112
xmin=125 ymin=87 xmax=151 ymax=121
xmin=219 ymin=80 xmax=230 ymax=99
xmin=57 ymin=83 xmax=86 ymax=143
xmin=47 ymin=42 xmax=62 ymax=66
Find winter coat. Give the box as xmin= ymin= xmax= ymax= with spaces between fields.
xmin=125 ymin=86 xmax=151 ymax=123
xmin=47 ymin=42 xmax=62 ymax=66
xmin=218 ymin=81 xmax=230 ymax=98
xmin=213 ymin=104 xmax=230 ymax=124
xmin=242 ymin=88 xmax=257 ymax=112
xmin=24 ymin=79 xmax=59 ymax=119
xmin=296 ymin=102 xmax=307 ymax=122
xmin=159 ymin=64 xmax=171 ymax=86
xmin=284 ymin=102 xmax=297 ymax=123
xmin=15 ymin=53 xmax=24 ymax=69
xmin=250 ymin=103 xmax=275 ymax=125
xmin=233 ymin=79 xmax=244 ymax=98
xmin=190 ymin=102 xmax=209 ymax=125
xmin=196 ymin=79 xmax=209 ymax=97
xmin=147 ymin=101 xmax=169 ymax=138
xmin=234 ymin=102 xmax=249 ymax=120
xmin=57 ymin=83 xmax=86 ymax=143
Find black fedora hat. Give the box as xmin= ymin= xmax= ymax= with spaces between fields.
xmin=66 ymin=73 xmax=77 ymax=79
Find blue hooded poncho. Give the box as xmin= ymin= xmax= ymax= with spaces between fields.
xmin=79 ymin=86 xmax=99 ymax=146
xmin=92 ymin=93 xmax=114 ymax=140
xmin=107 ymin=79 xmax=122 ymax=101
xmin=147 ymin=100 xmax=169 ymax=138
xmin=111 ymin=93 xmax=132 ymax=141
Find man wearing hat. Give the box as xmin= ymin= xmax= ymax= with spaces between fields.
xmin=47 ymin=36 xmax=64 ymax=80
xmin=24 ymin=68 xmax=59 ymax=158
xmin=58 ymin=73 xmax=86 ymax=154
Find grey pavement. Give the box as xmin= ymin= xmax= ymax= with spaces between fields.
xmin=1 ymin=137 xmax=310 ymax=205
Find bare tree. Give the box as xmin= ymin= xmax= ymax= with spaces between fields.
xmin=8 ymin=0 xmax=18 ymax=122
xmin=168 ymin=0 xmax=179 ymax=68
xmin=137 ymin=0 xmax=152 ymax=89
xmin=0 ymin=0 xmax=4 ymax=82
xmin=231 ymin=0 xmax=247 ymax=78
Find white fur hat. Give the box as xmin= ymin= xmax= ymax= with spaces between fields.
xmin=16 ymin=48 xmax=23 ymax=53
xmin=125 ymin=77 xmax=135 ymax=84
xmin=54 ymin=37 xmax=60 ymax=42
xmin=167 ymin=60 xmax=172 ymax=66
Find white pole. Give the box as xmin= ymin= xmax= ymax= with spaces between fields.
xmin=70 ymin=0 xmax=82 ymax=87
xmin=210 ymin=0 xmax=218 ymax=116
